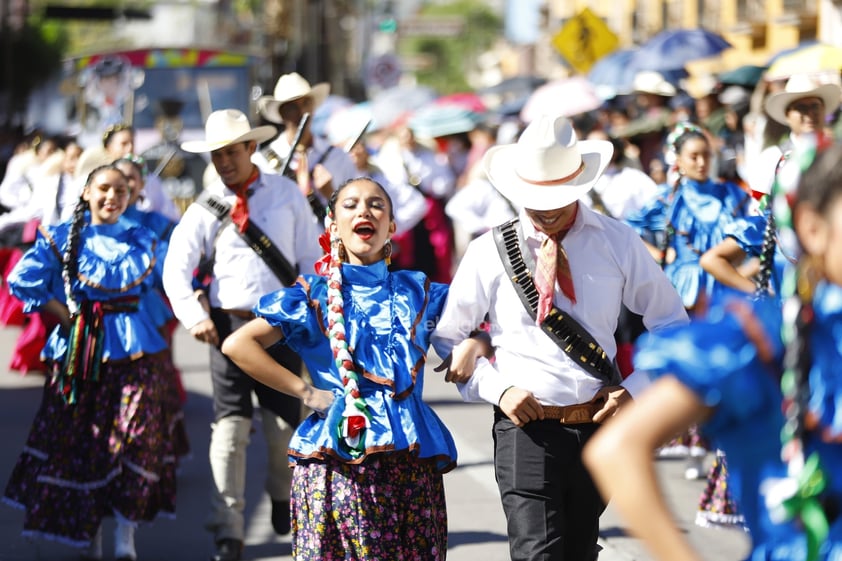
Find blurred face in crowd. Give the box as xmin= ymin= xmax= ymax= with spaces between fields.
xmin=35 ymin=138 xmax=58 ymax=162
xmin=786 ymin=96 xmax=825 ymax=136
xmin=62 ymin=143 xmax=82 ymax=176
xmin=210 ymin=141 xmax=256 ymax=187
xmin=279 ymin=95 xmax=315 ymax=147
xmin=105 ymin=129 xmax=134 ymax=158
xmin=115 ymin=160 xmax=144 ymax=206
xmin=347 ymin=139 xmax=369 ymax=172
xmin=676 ymin=135 xmax=711 ymax=182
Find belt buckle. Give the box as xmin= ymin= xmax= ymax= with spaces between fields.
xmin=559 ymin=405 xmax=591 ymax=424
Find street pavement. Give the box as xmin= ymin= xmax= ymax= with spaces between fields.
xmin=0 ymin=324 xmax=751 ymax=560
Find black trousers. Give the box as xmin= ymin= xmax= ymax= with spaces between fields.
xmin=209 ymin=308 xmax=302 ymax=426
xmin=493 ymin=408 xmax=605 ymax=561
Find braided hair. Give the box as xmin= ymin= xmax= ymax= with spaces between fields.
xmin=323 ymin=178 xmax=394 ymax=456
xmin=767 ymin=139 xmax=840 ymax=561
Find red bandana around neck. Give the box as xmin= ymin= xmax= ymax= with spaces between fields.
xmin=228 ymin=167 xmax=260 ymax=233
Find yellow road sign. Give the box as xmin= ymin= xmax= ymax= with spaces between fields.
xmin=552 ymin=8 xmax=619 ymax=74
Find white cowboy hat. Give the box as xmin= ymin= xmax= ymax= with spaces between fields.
xmin=181 ymin=109 xmax=277 ymax=154
xmin=632 ymin=71 xmax=676 ymax=97
xmin=257 ymin=72 xmax=330 ymax=124
xmin=483 ymin=115 xmax=613 ymax=211
xmin=764 ymin=73 xmax=842 ymax=125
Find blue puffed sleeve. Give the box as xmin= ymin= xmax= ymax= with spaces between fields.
xmin=7 ymin=225 xmax=66 ymax=312
xmin=723 ymin=213 xmax=766 ymax=256
xmin=254 ymin=276 xmax=328 ymax=351
xmin=634 ymin=295 xmax=784 ymax=435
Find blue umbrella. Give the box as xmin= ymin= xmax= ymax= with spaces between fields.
xmin=588 ymin=48 xmax=688 ymax=99
xmin=629 ymin=28 xmax=732 ymax=73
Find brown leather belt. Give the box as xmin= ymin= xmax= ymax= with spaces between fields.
xmin=217 ymin=308 xmax=256 ymax=320
xmin=542 ymin=402 xmax=600 ymax=424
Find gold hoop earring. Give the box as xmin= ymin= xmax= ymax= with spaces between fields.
xmin=383 ymin=240 xmax=392 ymax=265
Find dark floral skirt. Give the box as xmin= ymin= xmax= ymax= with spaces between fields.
xmin=3 ymin=353 xmax=181 ymax=547
xmin=291 ymin=453 xmax=447 ymax=560
xmin=695 ymin=450 xmax=747 ymax=531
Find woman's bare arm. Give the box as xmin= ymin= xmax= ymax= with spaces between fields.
xmin=221 ymin=317 xmax=334 ymax=414
xmin=699 ymin=237 xmax=755 ymax=294
xmin=583 ymin=376 xmax=713 ymax=561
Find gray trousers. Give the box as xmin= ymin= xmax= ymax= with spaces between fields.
xmin=204 ymin=310 xmax=302 ymax=542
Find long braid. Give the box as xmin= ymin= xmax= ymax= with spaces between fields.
xmin=62 ymin=195 xmax=89 ymax=318
xmin=755 ymin=152 xmax=790 ymax=298
xmin=753 ymin=202 xmax=776 ymax=297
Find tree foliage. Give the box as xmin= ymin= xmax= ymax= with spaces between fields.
xmin=400 ymin=0 xmax=501 ymax=94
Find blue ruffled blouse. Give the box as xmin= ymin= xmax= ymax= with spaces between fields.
xmin=7 ymin=217 xmax=169 ymax=364
xmin=634 ymin=285 xmax=842 ymax=560
xmin=626 ymin=177 xmax=751 ymax=308
xmin=254 ymin=260 xmax=457 ymax=472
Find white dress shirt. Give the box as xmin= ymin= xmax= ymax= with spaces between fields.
xmin=584 ymin=165 xmax=660 ymax=220
xmin=163 ymin=171 xmax=323 ymax=330
xmin=376 ymin=138 xmax=456 ymax=200
xmin=431 ymin=204 xmax=689 ymax=407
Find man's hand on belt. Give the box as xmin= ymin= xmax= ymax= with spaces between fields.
xmin=499 ymin=387 xmax=545 ymax=427
xmin=190 ymin=318 xmax=219 ymax=347
xmin=591 ymin=385 xmax=632 ymax=424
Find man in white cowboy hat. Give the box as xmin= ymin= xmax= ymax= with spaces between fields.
xmin=162 ymin=109 xmax=322 ymax=561
xmin=254 ymin=72 xmax=357 ymax=219
xmin=747 ymin=73 xmax=842 ymax=197
xmin=431 ymin=114 xmax=688 ymax=561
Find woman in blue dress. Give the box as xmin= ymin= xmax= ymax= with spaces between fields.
xmin=628 ymin=123 xmax=754 ymax=311
xmin=221 ymin=177 xmax=460 ymax=560
xmin=626 ymin=123 xmax=754 ymax=478
xmin=3 ymin=164 xmax=179 ymax=561
xmin=583 ymin=142 xmax=842 ymax=561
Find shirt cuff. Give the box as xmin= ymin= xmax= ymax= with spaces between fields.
xmin=620 ymin=369 xmax=651 ymax=399
xmin=457 ymin=358 xmax=513 ymax=405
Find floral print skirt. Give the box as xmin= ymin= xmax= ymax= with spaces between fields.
xmin=291 ymin=453 xmax=447 ymax=560
xmin=695 ymin=450 xmax=747 ymax=531
xmin=3 ymin=353 xmax=181 ymax=548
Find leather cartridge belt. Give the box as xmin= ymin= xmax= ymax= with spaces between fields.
xmin=541 ymin=401 xmax=600 ymax=424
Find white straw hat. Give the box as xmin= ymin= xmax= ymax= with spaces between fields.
xmin=483 ymin=115 xmax=613 ymax=211
xmin=181 ymin=109 xmax=277 ymax=153
xmin=257 ymin=72 xmax=330 ymax=124
xmin=764 ymin=73 xmax=842 ymax=125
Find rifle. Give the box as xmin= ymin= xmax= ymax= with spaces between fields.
xmin=279 ymin=112 xmax=311 ymax=179
xmin=344 ymin=119 xmax=372 ymax=153
xmin=274 ymin=113 xmax=326 ymax=221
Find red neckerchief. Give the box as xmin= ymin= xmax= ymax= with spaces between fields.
xmin=228 ymin=167 xmax=260 ymax=233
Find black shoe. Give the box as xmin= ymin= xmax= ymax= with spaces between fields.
xmin=211 ymin=538 xmax=243 ymax=561
xmin=271 ymin=500 xmax=291 ymax=535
